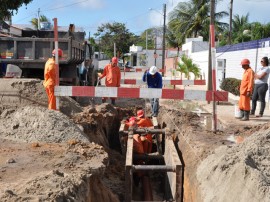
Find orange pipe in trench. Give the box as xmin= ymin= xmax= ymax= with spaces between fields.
xmin=142 ymin=175 xmax=153 ymax=201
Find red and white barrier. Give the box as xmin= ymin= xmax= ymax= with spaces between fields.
xmin=55 ymin=86 xmax=228 ymax=101
xmin=124 ymin=68 xmax=165 ymax=73
xmin=121 ymin=79 xmax=206 ymax=85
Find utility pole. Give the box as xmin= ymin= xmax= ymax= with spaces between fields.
xmin=146 ymin=30 xmax=148 ymax=67
xmin=228 ymin=0 xmax=233 ymax=44
xmin=210 ymin=0 xmax=217 ymax=132
xmin=161 ymin=3 xmax=166 ymax=77
xmin=114 ymin=43 xmax=116 ymax=57
xmin=154 ymin=35 xmax=157 ymax=66
xmin=37 ymin=8 xmax=40 ymax=30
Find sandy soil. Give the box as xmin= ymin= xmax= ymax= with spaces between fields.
xmin=0 ymin=78 xmax=269 ymax=202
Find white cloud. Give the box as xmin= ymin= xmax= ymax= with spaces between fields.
xmin=148 ymin=0 xmax=188 ymax=28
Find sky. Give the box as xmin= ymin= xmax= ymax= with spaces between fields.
xmin=11 ymin=0 xmax=270 ymax=38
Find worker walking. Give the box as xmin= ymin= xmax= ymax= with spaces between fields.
xmin=142 ymin=66 xmax=163 ymax=117
xmin=43 ymin=49 xmax=63 ymax=110
xmin=98 ymin=57 xmax=121 ymax=105
xmin=238 ymin=59 xmax=254 ymax=121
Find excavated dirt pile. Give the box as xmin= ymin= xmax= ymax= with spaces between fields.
xmin=158 ymin=101 xmax=270 ymax=202
xmin=0 ymin=104 xmax=123 ymax=201
xmin=0 ymin=79 xmax=269 ymax=202
xmin=0 ymin=106 xmax=88 ymax=143
xmin=197 ymin=126 xmax=270 ymax=202
xmin=0 ymin=79 xmax=129 ymax=201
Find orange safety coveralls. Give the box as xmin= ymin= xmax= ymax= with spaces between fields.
xmin=43 ymin=58 xmax=56 ymax=110
xmin=239 ymin=67 xmax=254 ymax=111
xmin=124 ymin=118 xmax=144 ymax=154
xmin=137 ymin=117 xmax=153 ymax=153
xmin=99 ymin=64 xmax=121 ymax=102
xmin=100 ymin=64 xmax=121 ymax=87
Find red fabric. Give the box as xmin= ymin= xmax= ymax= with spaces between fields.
xmin=133 ymin=134 xmax=144 ymax=154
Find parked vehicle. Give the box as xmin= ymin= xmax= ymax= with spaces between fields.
xmin=0 ymin=30 xmax=98 ymax=86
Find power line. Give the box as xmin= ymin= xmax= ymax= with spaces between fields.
xmin=43 ymin=0 xmax=89 ymax=12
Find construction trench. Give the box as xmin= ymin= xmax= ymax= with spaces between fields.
xmin=0 ymin=79 xmax=269 ymax=202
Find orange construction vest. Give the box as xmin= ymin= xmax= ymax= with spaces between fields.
xmin=100 ymin=64 xmax=121 ymax=87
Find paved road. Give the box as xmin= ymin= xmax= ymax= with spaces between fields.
xmin=111 ymin=71 xmax=270 ymax=127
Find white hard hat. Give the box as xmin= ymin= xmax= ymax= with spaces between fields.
xmin=149 ymin=66 xmax=158 ymax=75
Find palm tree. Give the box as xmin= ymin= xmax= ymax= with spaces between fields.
xmin=176 ymin=61 xmax=188 ymax=79
xmin=168 ymin=0 xmax=228 ymax=46
xmin=30 ymin=15 xmax=49 ymax=29
xmin=177 ymin=55 xmax=201 ymax=79
xmin=232 ymin=14 xmax=251 ymax=43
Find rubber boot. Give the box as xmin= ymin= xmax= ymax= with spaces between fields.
xmin=111 ymin=99 xmax=115 ymax=105
xmin=236 ymin=110 xmax=244 ymax=119
xmin=241 ymin=111 xmax=249 ymax=121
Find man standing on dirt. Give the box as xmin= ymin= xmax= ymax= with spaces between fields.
xmin=43 ymin=49 xmax=63 ymax=110
xmin=98 ymin=57 xmax=121 ymax=105
xmin=143 ymin=66 xmax=163 ymax=117
xmin=238 ymin=58 xmax=254 ymax=121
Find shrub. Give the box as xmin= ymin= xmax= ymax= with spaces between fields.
xmin=220 ymin=78 xmax=241 ymax=96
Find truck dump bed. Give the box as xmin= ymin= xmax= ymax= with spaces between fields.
xmin=0 ymin=37 xmax=85 ymax=66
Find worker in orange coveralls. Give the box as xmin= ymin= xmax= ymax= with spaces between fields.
xmin=98 ymin=57 xmax=121 ymax=105
xmin=125 ymin=117 xmax=144 ymax=155
xmin=128 ymin=112 xmax=154 ymax=199
xmin=43 ymin=49 xmax=63 ymax=110
xmin=238 ymin=58 xmax=254 ymax=121
xmin=136 ymin=110 xmax=153 ymax=153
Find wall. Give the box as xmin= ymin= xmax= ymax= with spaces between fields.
xmin=184 ymin=37 xmax=270 ymax=100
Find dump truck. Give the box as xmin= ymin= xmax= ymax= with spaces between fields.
xmin=0 ymin=30 xmax=98 ymax=86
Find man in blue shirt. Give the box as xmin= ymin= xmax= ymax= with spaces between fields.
xmin=142 ymin=66 xmax=163 ymax=117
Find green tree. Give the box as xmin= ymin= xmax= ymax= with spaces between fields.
xmin=94 ymin=22 xmax=137 ymax=58
xmin=30 ymin=15 xmax=49 ymax=29
xmin=232 ymin=14 xmax=251 ymax=43
xmin=136 ymin=28 xmax=158 ymax=50
xmin=176 ymin=61 xmax=188 ymax=80
xmin=167 ymin=0 xmax=228 ymax=46
xmin=249 ymin=22 xmax=270 ymax=40
xmin=177 ymin=55 xmax=200 ymax=79
xmin=0 ymin=0 xmax=33 ymax=20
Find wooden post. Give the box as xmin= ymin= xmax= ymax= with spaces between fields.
xmin=125 ymin=130 xmax=133 ymax=202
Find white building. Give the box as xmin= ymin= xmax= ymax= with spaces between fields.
xmin=182 ymin=37 xmax=270 ymax=102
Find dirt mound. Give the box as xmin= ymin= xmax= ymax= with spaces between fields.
xmin=197 ymin=127 xmax=270 ymax=202
xmin=0 ymin=139 xmax=120 ymax=202
xmin=0 ymin=78 xmax=83 ymax=116
xmin=0 ymin=79 xmax=47 ymax=106
xmin=72 ymin=103 xmax=134 ymax=150
xmin=0 ymin=103 xmax=126 ymax=201
xmin=0 ymin=106 xmax=88 ymax=143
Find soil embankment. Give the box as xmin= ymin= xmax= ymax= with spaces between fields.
xmin=0 ymin=79 xmax=269 ymax=201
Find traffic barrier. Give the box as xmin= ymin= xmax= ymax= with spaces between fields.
xmin=121 ymin=79 xmax=206 ymax=85
xmin=124 ymin=68 xmax=165 ymax=73
xmin=55 ymin=86 xmax=228 ymax=101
